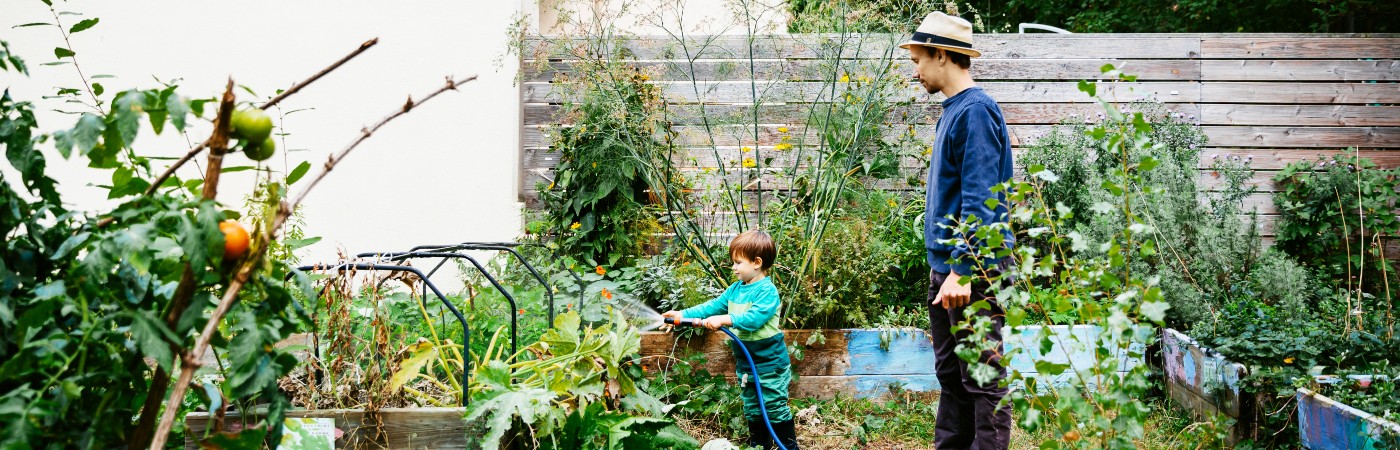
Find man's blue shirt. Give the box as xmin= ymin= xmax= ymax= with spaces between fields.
xmin=924 ymin=86 xmax=1016 ymax=275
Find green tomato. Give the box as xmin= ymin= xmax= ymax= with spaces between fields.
xmin=243 ymin=136 xmax=276 ymax=161
xmin=229 ymin=108 xmax=273 ymax=143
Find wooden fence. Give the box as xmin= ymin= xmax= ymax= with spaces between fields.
xmin=520 ymin=33 xmax=1399 ymax=239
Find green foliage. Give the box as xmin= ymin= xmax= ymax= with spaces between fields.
xmin=1273 ymin=153 xmax=1400 ymax=299
xmin=1 ymin=15 xmax=316 ymax=447
xmin=788 ymin=0 xmax=1398 ymax=33
xmin=465 ymin=311 xmax=697 ymax=450
xmin=644 ymin=352 xmax=751 ymax=438
xmin=1319 ymin=373 xmax=1400 ymax=426
xmin=950 ymin=66 xmax=1172 ymax=449
xmin=1020 ymin=99 xmax=1271 ymax=331
xmin=534 ymin=62 xmax=673 ymax=266
xmin=770 ymin=189 xmax=928 ymax=329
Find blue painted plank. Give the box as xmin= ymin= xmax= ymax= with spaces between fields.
xmin=852 ymin=375 xmax=943 ymax=398
xmin=1163 ymin=328 xmax=1245 ymax=401
xmin=841 ymin=326 xmax=1145 ymax=381
xmin=844 ymin=330 xmax=938 ymax=375
xmin=1003 ymin=325 xmax=1146 ymax=375
xmin=1297 ymin=388 xmax=1400 ymax=450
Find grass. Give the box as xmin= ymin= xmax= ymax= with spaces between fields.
xmin=675 ymin=390 xmax=1232 ymax=450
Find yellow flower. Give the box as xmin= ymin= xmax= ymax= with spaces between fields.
xmin=570 ymin=222 xmax=581 ymax=230
xmin=742 ymin=157 xmax=757 ymax=168
xmin=778 ymin=126 xmax=789 ymax=133
xmin=1284 ymin=357 xmax=1295 ymax=364
xmin=775 ymin=143 xmax=793 ymax=151
xmin=742 ymin=146 xmax=752 ymax=153
xmin=595 ymin=265 xmax=606 ymax=275
xmin=839 ymin=73 xmax=849 ymax=83
xmin=922 ymin=146 xmax=933 ymax=157
xmin=547 ymin=181 xmax=555 ymax=190
xmin=592 ymin=162 xmax=597 ymax=168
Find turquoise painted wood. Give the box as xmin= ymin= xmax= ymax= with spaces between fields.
xmin=1162 ymin=328 xmax=1247 ymax=415
xmin=640 ymin=326 xmax=1147 ymax=399
xmin=833 ymin=326 xmax=1145 ymax=398
xmin=1297 ymin=388 xmax=1400 ymax=449
xmin=1161 ymin=328 xmax=1253 ymax=442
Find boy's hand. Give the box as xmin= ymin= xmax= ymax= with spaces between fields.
xmin=660 ymin=310 xmax=684 ymax=331
xmin=700 ymin=315 xmax=732 ymax=330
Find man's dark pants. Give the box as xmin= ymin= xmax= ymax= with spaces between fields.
xmin=927 ymin=268 xmax=1013 ymax=450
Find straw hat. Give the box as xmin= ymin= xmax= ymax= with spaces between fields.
xmin=898 ymin=11 xmax=981 ymax=58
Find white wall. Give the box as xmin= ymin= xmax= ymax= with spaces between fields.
xmin=536 ymin=0 xmax=786 ymax=36
xmin=1 ymin=0 xmax=526 ymax=288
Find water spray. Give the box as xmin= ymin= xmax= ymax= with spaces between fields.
xmin=664 ymin=317 xmax=789 ymax=450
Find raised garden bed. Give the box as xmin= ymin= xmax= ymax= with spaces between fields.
xmin=1161 ymin=328 xmax=1253 ymax=443
xmin=639 ymin=325 xmax=1144 ymax=400
xmin=1297 ymin=387 xmax=1400 ymax=449
xmin=184 ymin=408 xmax=487 ymax=449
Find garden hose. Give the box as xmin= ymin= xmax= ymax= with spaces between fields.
xmin=664 ymin=317 xmax=789 ymax=450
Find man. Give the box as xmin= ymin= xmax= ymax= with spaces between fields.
xmin=900 ymin=11 xmax=1016 ymax=450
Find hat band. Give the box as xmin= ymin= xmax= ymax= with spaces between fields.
xmin=911 ymin=31 xmax=972 ymax=49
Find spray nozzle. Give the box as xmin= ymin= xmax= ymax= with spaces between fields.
xmin=663 ymin=317 xmax=700 ymax=328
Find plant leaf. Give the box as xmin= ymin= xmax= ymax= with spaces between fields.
xmin=388 ymin=341 xmax=438 ymax=392
xmin=286 ymin=161 xmax=310 ymax=185
xmin=68 ymin=18 xmax=98 ymax=33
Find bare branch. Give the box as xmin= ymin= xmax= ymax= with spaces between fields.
xmin=136 ymin=38 xmax=380 ymax=201
xmin=146 ymin=74 xmax=477 ymax=450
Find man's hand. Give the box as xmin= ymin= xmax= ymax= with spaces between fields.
xmin=700 ymin=315 xmax=732 ymax=330
xmin=932 ymin=272 xmax=972 ymax=310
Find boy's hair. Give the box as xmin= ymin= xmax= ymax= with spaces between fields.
xmin=730 ymin=230 xmax=777 ymax=271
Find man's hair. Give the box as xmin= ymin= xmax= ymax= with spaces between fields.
xmin=730 ymin=230 xmax=777 ymax=271
xmin=911 ymin=45 xmax=972 ymax=70
xmin=940 ymin=48 xmax=972 ymax=70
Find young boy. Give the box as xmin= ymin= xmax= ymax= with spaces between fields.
xmin=661 ymin=230 xmax=798 ymax=450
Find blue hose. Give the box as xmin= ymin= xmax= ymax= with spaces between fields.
xmin=718 ymin=326 xmax=789 ymax=450
xmin=666 ymin=318 xmax=787 ymax=450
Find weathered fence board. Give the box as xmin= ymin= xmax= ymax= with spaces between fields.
xmin=525 ymin=59 xmax=1205 ymax=82
xmin=1200 ymin=59 xmax=1400 ymax=81
xmin=1199 ymin=82 xmax=1400 ymax=104
xmin=522 ymin=123 xmax=1400 ymax=149
xmin=524 ymin=34 xmax=1206 ymax=60
xmin=523 ymin=80 xmax=1203 ymax=103
xmin=1199 ymin=105 xmax=1400 ymax=127
xmin=1200 ymin=37 xmax=1400 ymax=59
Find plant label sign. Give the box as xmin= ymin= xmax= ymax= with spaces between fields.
xmin=278 ymin=418 xmax=335 ymax=449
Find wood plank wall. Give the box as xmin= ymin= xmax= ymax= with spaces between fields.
xmin=521 ymin=34 xmax=1400 ymax=238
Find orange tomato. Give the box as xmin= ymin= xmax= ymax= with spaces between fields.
xmin=219 ymin=220 xmax=249 ymax=261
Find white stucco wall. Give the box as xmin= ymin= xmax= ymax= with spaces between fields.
xmin=1 ymin=0 xmax=526 ymax=287
xmin=536 ymin=0 xmax=786 ymax=35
